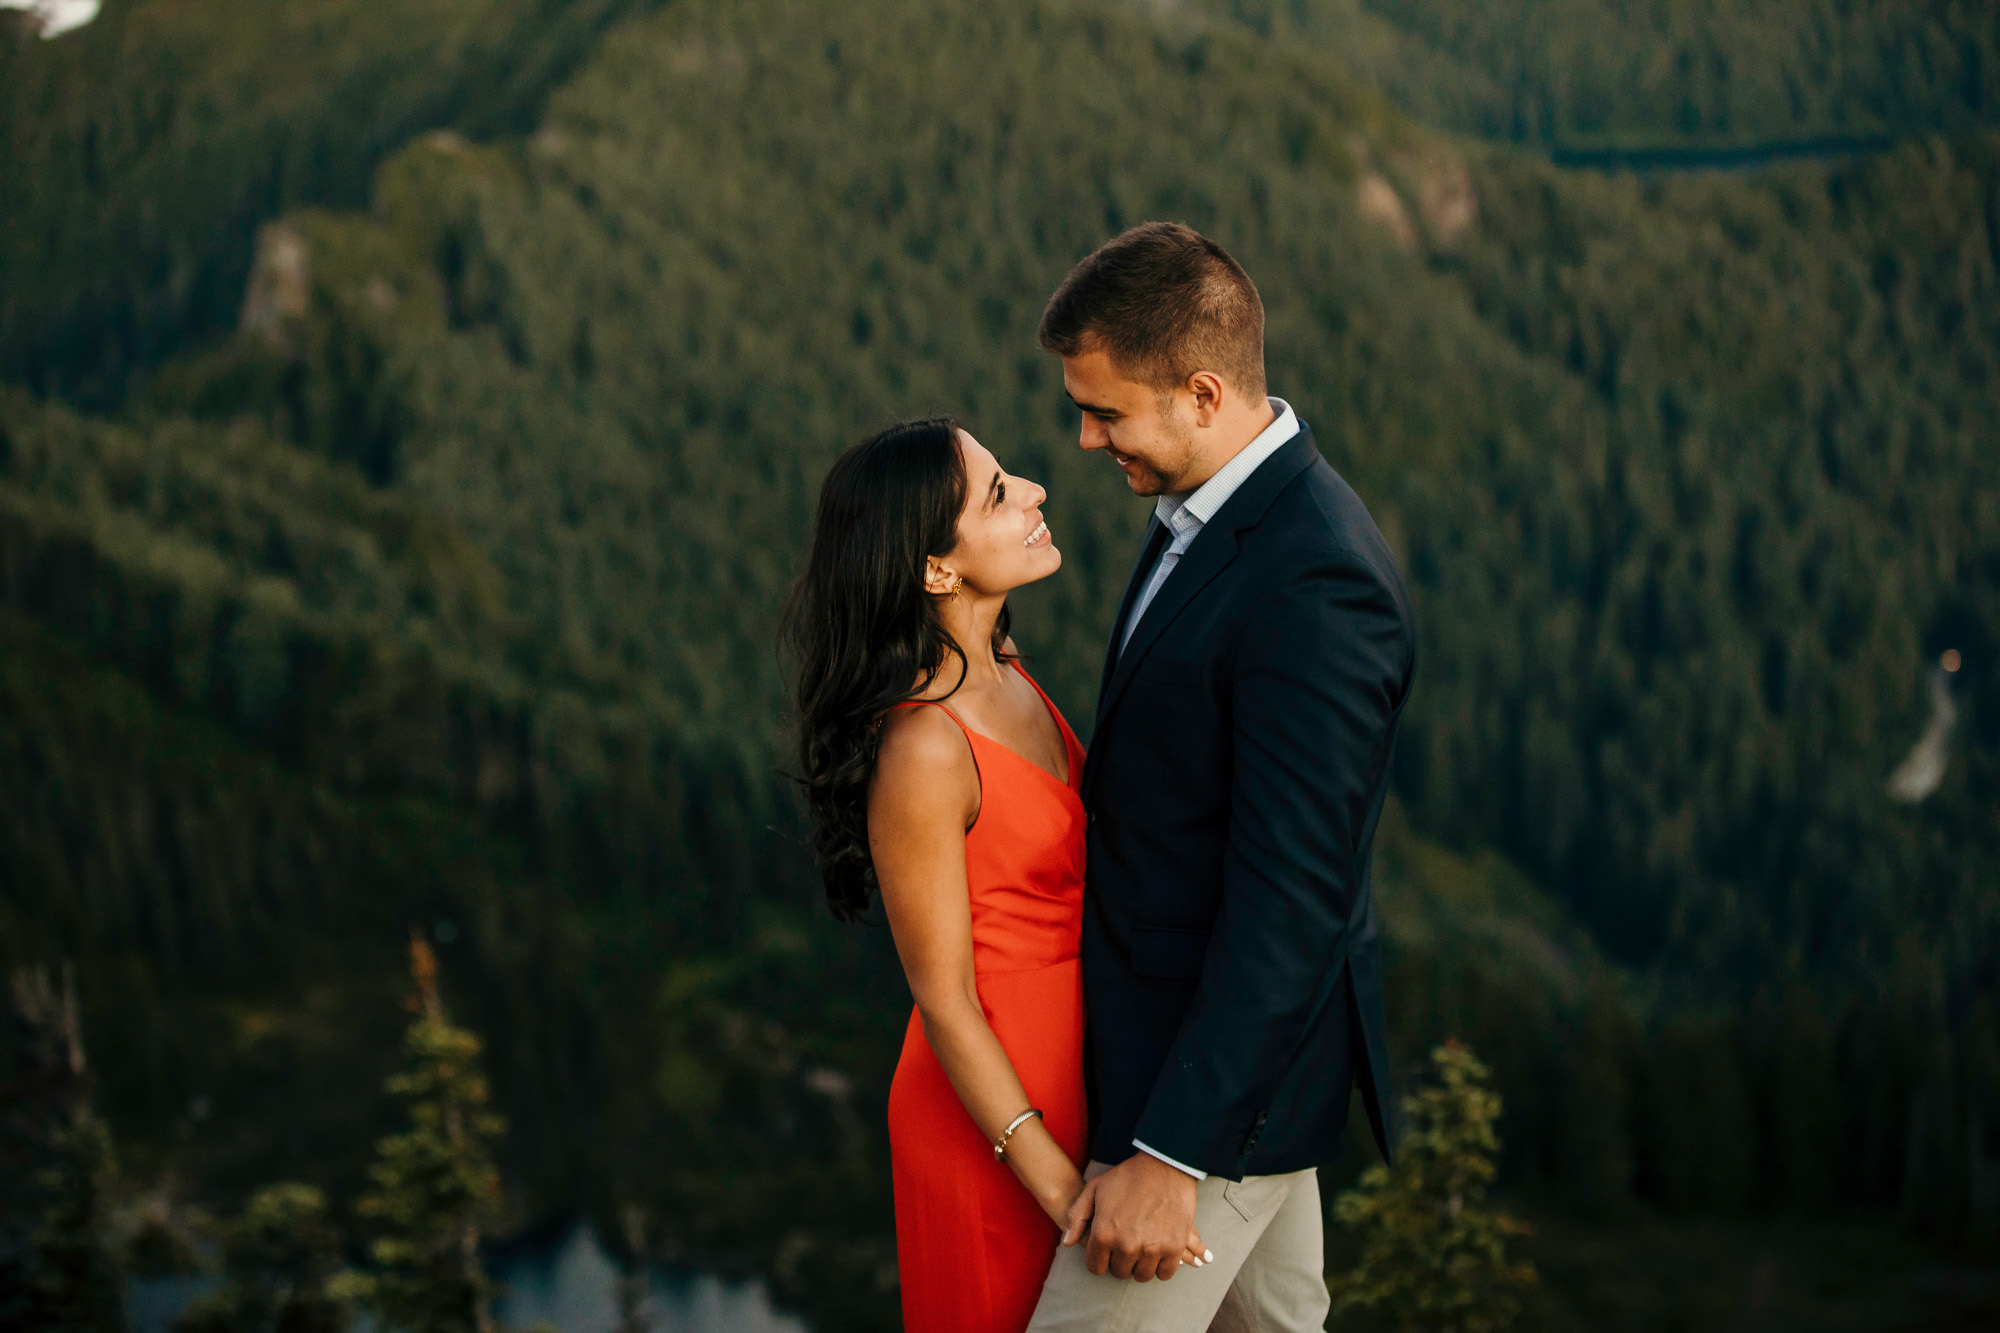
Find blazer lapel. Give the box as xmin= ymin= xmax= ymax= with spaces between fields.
xmin=1080 ymin=516 xmax=1169 ymax=795
xmin=1091 ymin=429 xmax=1324 ymax=756
xmin=1098 ymin=516 xmax=1171 ymax=708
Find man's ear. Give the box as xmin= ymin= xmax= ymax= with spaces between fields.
xmin=1187 ymin=371 xmax=1226 ymax=426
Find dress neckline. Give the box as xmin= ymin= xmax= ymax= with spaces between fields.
xmin=910 ymin=662 xmax=1081 ymax=798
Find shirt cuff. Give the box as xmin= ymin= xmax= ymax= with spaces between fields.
xmin=1132 ymin=1140 xmax=1207 ymax=1181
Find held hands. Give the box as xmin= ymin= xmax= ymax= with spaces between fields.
xmin=1059 ymin=1153 xmax=1210 ymax=1281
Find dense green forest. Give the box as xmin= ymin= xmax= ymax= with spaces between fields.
xmin=0 ymin=0 xmax=673 ymax=406
xmin=3 ymin=0 xmax=1998 ymax=1328
xmin=1192 ymin=0 xmax=2000 ymax=150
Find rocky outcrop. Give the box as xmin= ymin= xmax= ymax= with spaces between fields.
xmin=238 ymin=223 xmax=311 ymax=348
xmin=1350 ymin=133 xmax=1478 ymax=250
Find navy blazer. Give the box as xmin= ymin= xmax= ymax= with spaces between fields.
xmin=1080 ymin=423 xmax=1414 ymax=1178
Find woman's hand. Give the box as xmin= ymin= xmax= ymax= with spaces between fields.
xmin=999 ymin=1118 xmax=1084 ymax=1230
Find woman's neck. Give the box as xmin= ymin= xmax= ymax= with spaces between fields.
xmin=926 ymin=591 xmax=1010 ymax=695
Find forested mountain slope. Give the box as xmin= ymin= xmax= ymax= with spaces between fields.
xmin=20 ymin=0 xmax=1457 ymax=906
xmin=1191 ymin=0 xmax=2000 ymax=150
xmin=30 ymin=0 xmax=1981 ymax=990
xmin=1413 ymin=138 xmax=2000 ymax=980
xmin=0 ymin=602 xmax=910 ymax=1324
xmin=0 ymin=0 xmax=670 ymax=405
xmin=2 ymin=0 xmax=1997 ymax=1309
xmin=9 ymin=0 xmax=1994 ymax=403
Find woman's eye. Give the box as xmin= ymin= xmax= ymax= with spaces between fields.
xmin=997 ymin=481 xmax=1007 ymax=503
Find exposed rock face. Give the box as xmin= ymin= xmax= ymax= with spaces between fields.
xmin=1357 ymin=171 xmax=1419 ymax=250
xmin=238 ymin=223 xmax=310 ymax=348
xmin=3 ymin=0 xmax=101 ymax=40
xmin=1398 ymin=147 xmax=1478 ymax=240
xmin=1350 ymin=133 xmax=1479 ymax=250
xmin=1887 ymin=665 xmax=1958 ymax=803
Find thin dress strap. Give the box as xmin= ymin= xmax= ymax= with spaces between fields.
xmin=886 ymin=699 xmax=983 ymax=828
xmin=888 ymin=697 xmax=972 ymax=735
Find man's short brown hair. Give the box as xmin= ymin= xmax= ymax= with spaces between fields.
xmin=1038 ymin=221 xmax=1266 ymax=399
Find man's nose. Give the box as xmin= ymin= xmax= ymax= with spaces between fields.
xmin=1079 ymin=416 xmax=1108 ymax=450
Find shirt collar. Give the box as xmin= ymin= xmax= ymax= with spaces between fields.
xmin=1153 ymin=397 xmax=1299 ymax=538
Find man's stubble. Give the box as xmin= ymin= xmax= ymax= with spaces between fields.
xmin=1124 ymin=397 xmax=1197 ymax=497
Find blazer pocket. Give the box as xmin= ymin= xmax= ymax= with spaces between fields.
xmin=1130 ymin=926 xmax=1210 ymax=980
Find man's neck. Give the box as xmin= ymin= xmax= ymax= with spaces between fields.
xmin=1172 ymin=397 xmax=1277 ymax=495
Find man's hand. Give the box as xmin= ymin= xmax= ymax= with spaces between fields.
xmin=1077 ymin=1153 xmax=1204 ymax=1281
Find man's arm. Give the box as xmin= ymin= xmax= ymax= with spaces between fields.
xmin=1131 ymin=548 xmax=1410 ymax=1169
xmin=1132 ymin=1141 xmax=1206 ymax=1179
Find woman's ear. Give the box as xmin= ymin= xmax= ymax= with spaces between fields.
xmin=924 ymin=557 xmax=959 ymax=596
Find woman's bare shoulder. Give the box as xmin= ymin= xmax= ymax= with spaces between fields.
xmin=875 ymin=704 xmax=974 ymax=783
xmin=872 ymin=704 xmax=978 ymax=830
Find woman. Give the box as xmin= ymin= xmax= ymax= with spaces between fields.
xmin=785 ymin=418 xmax=1202 ymax=1332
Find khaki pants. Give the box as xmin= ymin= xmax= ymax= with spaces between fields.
xmin=1027 ymin=1161 xmax=1329 ymax=1333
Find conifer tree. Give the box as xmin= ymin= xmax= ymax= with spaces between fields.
xmin=350 ymin=934 xmax=505 ymax=1333
xmin=1329 ymin=1041 xmax=1536 ymax=1333
xmin=174 ymin=1182 xmax=353 ymax=1333
xmin=0 ymin=965 xmax=126 ymax=1333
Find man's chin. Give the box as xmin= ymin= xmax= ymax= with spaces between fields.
xmin=1119 ymin=466 xmax=1167 ymax=496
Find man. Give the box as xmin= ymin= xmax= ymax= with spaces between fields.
xmin=1028 ymin=222 xmax=1414 ymax=1332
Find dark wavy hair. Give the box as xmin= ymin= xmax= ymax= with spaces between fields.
xmin=782 ymin=418 xmax=1011 ymax=920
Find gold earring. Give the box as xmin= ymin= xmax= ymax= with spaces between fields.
xmin=950 ymin=574 xmax=965 ymax=597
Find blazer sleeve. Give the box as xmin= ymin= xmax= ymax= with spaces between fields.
xmin=1129 ymin=546 xmax=1412 ymax=1173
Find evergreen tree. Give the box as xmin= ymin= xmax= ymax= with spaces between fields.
xmin=0 ymin=965 xmax=126 ymax=1333
xmin=174 ymin=1182 xmax=354 ymax=1333
xmin=350 ymin=935 xmax=505 ymax=1333
xmin=1330 ymin=1041 xmax=1536 ymax=1333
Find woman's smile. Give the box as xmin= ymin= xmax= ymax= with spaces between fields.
xmin=1024 ymin=519 xmax=1052 ymax=548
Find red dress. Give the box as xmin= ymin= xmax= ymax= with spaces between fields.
xmin=887 ymin=664 xmax=1089 ymax=1333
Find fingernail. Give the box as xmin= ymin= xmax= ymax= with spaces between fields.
xmin=1192 ymin=1258 xmax=1204 ymax=1268
xmin=1204 ymin=1250 xmax=1214 ymax=1263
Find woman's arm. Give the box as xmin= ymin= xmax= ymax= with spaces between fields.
xmin=869 ymin=706 xmax=1082 ymax=1226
